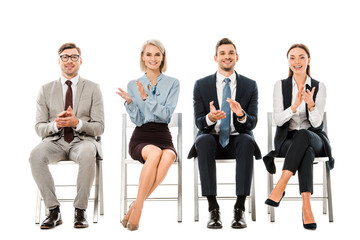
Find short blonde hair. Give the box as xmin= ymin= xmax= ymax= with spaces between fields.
xmin=140 ymin=39 xmax=167 ymax=72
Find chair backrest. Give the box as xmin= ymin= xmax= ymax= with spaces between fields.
xmin=121 ymin=113 xmax=182 ymax=162
xmin=267 ymin=112 xmax=328 ymax=152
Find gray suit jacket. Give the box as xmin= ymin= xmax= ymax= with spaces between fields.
xmin=35 ymin=77 xmax=105 ymax=159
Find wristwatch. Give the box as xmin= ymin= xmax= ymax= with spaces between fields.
xmin=237 ymin=111 xmax=246 ymax=121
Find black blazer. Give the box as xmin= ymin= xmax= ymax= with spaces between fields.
xmin=187 ymin=72 xmax=261 ymax=159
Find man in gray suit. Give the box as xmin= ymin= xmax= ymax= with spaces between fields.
xmin=29 ymin=43 xmax=104 ymax=229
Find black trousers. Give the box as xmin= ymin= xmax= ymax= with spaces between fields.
xmin=279 ymin=129 xmax=325 ymax=194
xmin=195 ymin=133 xmax=254 ymax=196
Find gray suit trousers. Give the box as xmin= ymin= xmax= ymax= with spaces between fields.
xmin=29 ymin=136 xmax=97 ymax=210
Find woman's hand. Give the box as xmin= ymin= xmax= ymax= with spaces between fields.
xmin=136 ymin=80 xmax=148 ymax=100
xmin=303 ymin=87 xmax=316 ymax=109
xmin=117 ymin=87 xmax=132 ymax=104
xmin=291 ymin=85 xmax=304 ymax=113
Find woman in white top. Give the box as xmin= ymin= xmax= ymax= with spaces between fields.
xmin=263 ymin=44 xmax=334 ymax=230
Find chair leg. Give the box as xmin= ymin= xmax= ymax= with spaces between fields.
xmin=93 ymin=160 xmax=100 ymax=223
xmin=322 ymin=162 xmax=327 ymax=214
xmin=120 ymin=160 xmax=126 ymax=221
xmin=99 ymin=161 xmax=104 ymax=215
xmin=251 ymin=168 xmax=256 ymax=221
xmin=35 ymin=189 xmax=42 ymax=224
xmin=177 ymin=160 xmax=183 ymax=222
xmin=268 ymin=173 xmax=275 ymax=222
xmin=194 ymin=157 xmax=199 ymax=221
xmin=326 ymin=166 xmax=334 ymax=222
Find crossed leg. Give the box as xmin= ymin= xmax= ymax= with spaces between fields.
xmin=123 ymin=145 xmax=176 ymax=227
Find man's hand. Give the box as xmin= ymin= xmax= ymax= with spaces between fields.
xmin=226 ymin=98 xmax=244 ymax=117
xmin=208 ymin=101 xmax=226 ymax=122
xmin=55 ymin=106 xmax=79 ymax=128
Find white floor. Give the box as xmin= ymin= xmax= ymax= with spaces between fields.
xmin=2 ymin=156 xmax=356 ymax=240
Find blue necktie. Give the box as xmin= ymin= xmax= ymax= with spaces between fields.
xmin=219 ymin=78 xmax=231 ymax=147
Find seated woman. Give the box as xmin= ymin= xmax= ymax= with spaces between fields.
xmin=117 ymin=39 xmax=180 ymax=231
xmin=263 ymin=43 xmax=334 ymax=230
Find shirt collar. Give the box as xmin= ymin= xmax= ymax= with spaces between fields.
xmin=61 ymin=75 xmax=80 ymax=86
xmin=142 ymin=73 xmax=164 ymax=84
xmin=216 ymin=71 xmax=236 ymax=85
xmin=292 ymin=75 xmax=311 ymax=87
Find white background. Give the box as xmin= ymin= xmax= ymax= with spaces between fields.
xmin=0 ymin=0 xmax=359 ymax=239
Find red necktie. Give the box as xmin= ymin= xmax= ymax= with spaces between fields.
xmin=64 ymin=80 xmax=74 ymax=143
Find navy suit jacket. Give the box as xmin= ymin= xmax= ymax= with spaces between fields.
xmin=187 ymin=72 xmax=261 ymax=159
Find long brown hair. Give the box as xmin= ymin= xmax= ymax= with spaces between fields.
xmin=287 ymin=43 xmax=311 ymax=78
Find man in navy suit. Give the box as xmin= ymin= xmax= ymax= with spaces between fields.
xmin=188 ymin=38 xmax=261 ymax=229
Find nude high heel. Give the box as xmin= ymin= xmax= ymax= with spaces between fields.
xmin=122 ymin=202 xmax=135 ymax=228
xmin=127 ymin=223 xmax=139 ymax=231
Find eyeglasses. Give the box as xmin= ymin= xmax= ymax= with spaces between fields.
xmin=59 ymin=54 xmax=80 ymax=62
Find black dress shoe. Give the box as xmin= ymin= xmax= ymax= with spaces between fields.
xmin=265 ymin=191 xmax=285 ymax=207
xmin=74 ymin=208 xmax=89 ymax=228
xmin=40 ymin=208 xmax=62 ymax=229
xmin=207 ymin=209 xmax=222 ymax=229
xmin=231 ymin=208 xmax=247 ymax=229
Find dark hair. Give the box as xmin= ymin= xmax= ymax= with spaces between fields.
xmin=58 ymin=42 xmax=81 ymax=56
xmin=287 ymin=43 xmax=311 ymax=77
xmin=215 ymin=38 xmax=237 ymax=55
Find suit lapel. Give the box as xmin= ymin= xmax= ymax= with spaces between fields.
xmin=74 ymin=77 xmax=85 ymax=114
xmin=235 ymin=72 xmax=243 ymax=101
xmin=55 ymin=78 xmax=65 ymax=111
xmin=209 ymin=73 xmax=220 ymax=109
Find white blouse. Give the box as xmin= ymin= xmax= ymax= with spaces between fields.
xmin=273 ymin=76 xmax=326 ymax=130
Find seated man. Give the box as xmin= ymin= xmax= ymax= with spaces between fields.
xmin=188 ymin=38 xmax=261 ymax=229
xmin=29 ymin=43 xmax=104 ymax=229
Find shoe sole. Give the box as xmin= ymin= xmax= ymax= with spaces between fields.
xmin=207 ymin=226 xmax=223 ymax=229
xmin=40 ymin=220 xmax=63 ymax=229
xmin=231 ymin=225 xmax=247 ymax=229
xmin=74 ymin=224 xmax=89 ymax=228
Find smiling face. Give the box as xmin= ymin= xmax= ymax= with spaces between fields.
xmin=288 ymin=47 xmax=311 ymax=76
xmin=58 ymin=48 xmax=82 ymax=79
xmin=142 ymin=44 xmax=163 ymax=72
xmin=214 ymin=44 xmax=239 ymax=75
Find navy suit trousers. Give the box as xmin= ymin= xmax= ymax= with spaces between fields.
xmin=195 ymin=133 xmax=254 ymax=196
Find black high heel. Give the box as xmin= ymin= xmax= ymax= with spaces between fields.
xmin=265 ymin=191 xmax=285 ymax=207
xmin=302 ymin=213 xmax=317 ymax=230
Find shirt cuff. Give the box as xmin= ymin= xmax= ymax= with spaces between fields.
xmin=125 ymin=100 xmax=136 ymax=112
xmin=206 ymin=114 xmax=216 ymax=126
xmin=75 ymin=119 xmax=83 ymax=131
xmin=53 ymin=122 xmax=60 ymax=132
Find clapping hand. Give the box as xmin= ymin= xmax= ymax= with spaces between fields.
xmin=117 ymin=88 xmax=132 ymax=104
xmin=136 ymin=80 xmax=148 ymax=100
xmin=55 ymin=106 xmax=79 ymax=128
xmin=226 ymin=98 xmax=244 ymax=117
xmin=208 ymin=101 xmax=226 ymax=122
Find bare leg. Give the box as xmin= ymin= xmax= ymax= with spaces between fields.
xmin=301 ymin=192 xmax=315 ymax=224
xmin=124 ymin=149 xmax=176 ymax=225
xmin=268 ymin=170 xmax=293 ymax=202
xmin=127 ymin=145 xmax=164 ymax=228
xmin=145 ymin=149 xmax=176 ymax=197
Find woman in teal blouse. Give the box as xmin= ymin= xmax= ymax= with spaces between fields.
xmin=117 ymin=39 xmax=179 ymax=231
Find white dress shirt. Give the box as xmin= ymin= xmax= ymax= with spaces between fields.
xmin=206 ymin=71 xmax=247 ymax=135
xmin=273 ymin=75 xmax=326 ymax=130
xmin=53 ymin=75 xmax=83 ymax=133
